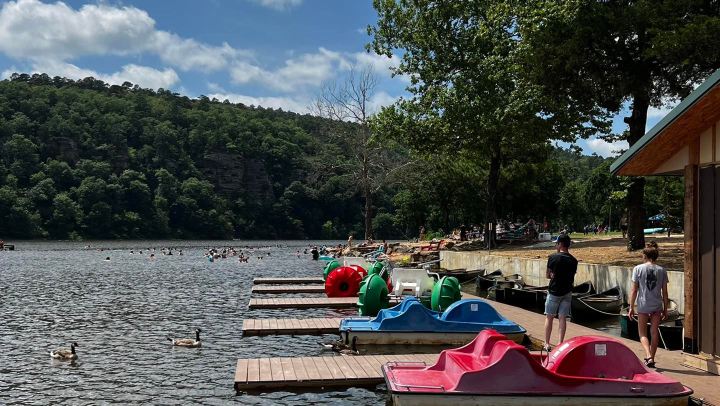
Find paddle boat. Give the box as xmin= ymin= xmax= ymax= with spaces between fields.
xmin=383 ymin=329 xmax=692 ymax=406
xmin=340 ymin=297 xmax=526 ymax=346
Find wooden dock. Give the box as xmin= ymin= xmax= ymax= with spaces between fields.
xmin=242 ymin=318 xmax=343 ymax=336
xmin=253 ymin=277 xmax=324 ymax=285
xmin=234 ymin=353 xmax=437 ymax=391
xmin=251 ymin=285 xmax=325 ymax=294
xmin=237 ymin=292 xmax=720 ymax=403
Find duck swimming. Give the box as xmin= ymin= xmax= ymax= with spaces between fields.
xmin=167 ymin=328 xmax=202 ymax=348
xmin=50 ymin=342 xmax=79 ymax=361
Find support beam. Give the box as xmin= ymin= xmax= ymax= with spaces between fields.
xmin=684 ymin=161 xmax=700 ymax=354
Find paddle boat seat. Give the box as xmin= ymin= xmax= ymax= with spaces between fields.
xmin=545 ymin=336 xmax=648 ymax=380
xmin=391 ymin=268 xmax=435 ymax=297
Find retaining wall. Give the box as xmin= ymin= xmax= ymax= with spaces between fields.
xmin=440 ymin=251 xmax=684 ymax=310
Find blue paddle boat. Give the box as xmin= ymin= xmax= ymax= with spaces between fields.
xmin=339 ymin=297 xmax=525 ymax=346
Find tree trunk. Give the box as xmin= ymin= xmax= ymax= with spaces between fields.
xmin=624 ymin=93 xmax=650 ymax=250
xmin=484 ymin=144 xmax=501 ymax=248
xmin=363 ymin=185 xmax=373 ymax=240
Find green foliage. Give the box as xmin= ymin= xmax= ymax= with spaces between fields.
xmin=0 ymin=74 xmax=378 ymax=239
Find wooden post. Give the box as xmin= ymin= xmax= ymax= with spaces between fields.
xmin=684 ymin=142 xmax=700 ymax=353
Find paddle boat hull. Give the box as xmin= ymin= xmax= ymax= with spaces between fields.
xmin=383 ymin=330 xmax=692 ymax=406
xmin=387 ymin=393 xmax=690 ymax=406
xmin=340 ymin=297 xmax=526 ymax=346
xmin=345 ymin=330 xmax=524 ymax=346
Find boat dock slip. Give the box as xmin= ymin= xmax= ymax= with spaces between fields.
xmin=251 ymin=285 xmax=325 ymax=294
xmin=248 ymin=297 xmax=401 ymax=309
xmin=234 ymin=353 xmax=438 ymax=391
xmin=253 ymin=277 xmax=324 ymax=285
xmin=242 ymin=318 xmax=343 ymax=336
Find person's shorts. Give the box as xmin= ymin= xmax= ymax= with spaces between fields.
xmin=545 ymin=292 xmax=572 ymax=318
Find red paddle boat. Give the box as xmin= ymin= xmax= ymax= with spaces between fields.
xmin=383 ymin=330 xmax=692 ymax=406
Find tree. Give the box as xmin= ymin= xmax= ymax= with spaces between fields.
xmin=313 ymin=66 xmax=410 ymax=239
xmin=370 ymin=0 xmax=585 ymax=246
xmin=515 ymin=0 xmax=720 ymax=249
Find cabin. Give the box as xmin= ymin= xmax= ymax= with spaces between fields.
xmin=611 ymin=68 xmax=720 ymax=374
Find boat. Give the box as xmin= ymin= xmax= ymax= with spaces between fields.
xmin=571 ymin=286 xmax=624 ymax=319
xmin=382 ymin=329 xmax=692 ymax=406
xmin=619 ymin=301 xmax=683 ymax=350
xmin=500 ymin=283 xmax=548 ymax=309
xmin=339 ymin=296 xmax=526 ymax=346
xmin=437 ymin=268 xmax=484 ymax=283
xmin=475 ymin=269 xmax=503 ymax=291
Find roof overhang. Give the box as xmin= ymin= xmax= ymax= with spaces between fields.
xmin=611 ymin=69 xmax=720 ymax=176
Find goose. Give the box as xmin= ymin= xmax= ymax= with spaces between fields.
xmin=167 ymin=328 xmax=201 ymax=348
xmin=50 ymin=342 xmax=79 ymax=360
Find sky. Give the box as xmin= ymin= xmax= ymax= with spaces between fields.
xmin=0 ymin=0 xmax=674 ymax=157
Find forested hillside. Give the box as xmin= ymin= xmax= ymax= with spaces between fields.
xmin=0 ymin=74 xmax=679 ymax=240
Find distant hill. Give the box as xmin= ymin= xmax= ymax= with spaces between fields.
xmin=0 ymin=73 xmax=366 ymax=239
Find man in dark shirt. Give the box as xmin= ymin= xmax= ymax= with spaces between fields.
xmin=544 ymin=234 xmax=578 ymax=349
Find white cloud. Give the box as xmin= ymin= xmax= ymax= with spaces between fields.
xmin=29 ymin=60 xmax=179 ymax=89
xmin=0 ymin=0 xmax=251 ymax=72
xmin=585 ymin=138 xmax=628 ymax=158
xmin=208 ymin=92 xmax=311 ymax=114
xmin=250 ymin=0 xmax=302 ymax=11
xmin=368 ymin=91 xmax=400 ymax=114
xmin=230 ymin=47 xmax=347 ymax=91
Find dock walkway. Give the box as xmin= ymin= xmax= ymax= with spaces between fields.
xmin=242 ymin=318 xmax=342 ymax=336
xmin=251 ymin=285 xmax=325 ymax=294
xmin=253 ymin=277 xmax=324 ymax=285
xmin=237 ymin=292 xmax=720 ymax=403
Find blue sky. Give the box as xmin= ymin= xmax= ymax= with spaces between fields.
xmin=0 ymin=0 xmax=671 ymax=157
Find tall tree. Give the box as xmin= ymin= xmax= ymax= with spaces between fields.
xmin=370 ymin=0 xmax=587 ymax=246
xmin=313 ymin=66 xmax=410 ymax=240
xmin=515 ymin=0 xmax=720 ymax=249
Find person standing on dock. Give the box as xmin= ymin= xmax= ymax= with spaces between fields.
xmin=544 ymin=234 xmax=578 ymax=350
xmin=628 ymin=241 xmax=668 ymax=368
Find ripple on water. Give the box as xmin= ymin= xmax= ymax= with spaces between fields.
xmin=0 ymin=241 xmax=387 ymax=405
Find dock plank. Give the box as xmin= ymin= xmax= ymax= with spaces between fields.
xmin=251 ymin=284 xmax=326 ymax=294
xmin=279 ymin=357 xmax=296 ymax=382
xmin=269 ymin=357 xmax=284 ymax=382
xmin=290 ymin=357 xmax=308 ymax=381
xmin=301 ymin=357 xmax=321 ymax=381
xmin=247 ymin=358 xmax=260 ymax=383
xmin=234 ymin=359 xmax=248 ymax=384
xmin=258 ymin=358 xmax=272 ymax=382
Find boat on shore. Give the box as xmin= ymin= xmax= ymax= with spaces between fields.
xmin=339 ymin=297 xmax=526 ymax=346
xmin=475 ymin=269 xmax=504 ymax=291
xmin=619 ymin=301 xmax=683 ymax=350
xmin=436 ymin=267 xmax=484 ymax=283
xmin=383 ymin=329 xmax=693 ymax=406
xmin=571 ymin=286 xmax=624 ymax=319
xmin=500 ymin=283 xmax=548 ymax=309
xmin=495 ymin=281 xmax=595 ymax=311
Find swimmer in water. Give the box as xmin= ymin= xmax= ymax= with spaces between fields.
xmin=104 ymin=256 xmax=110 ymax=261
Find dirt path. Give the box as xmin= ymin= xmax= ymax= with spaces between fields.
xmin=486 ymin=235 xmax=684 ymax=271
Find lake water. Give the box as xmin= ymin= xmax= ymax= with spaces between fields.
xmin=0 ymin=240 xmax=383 ymax=405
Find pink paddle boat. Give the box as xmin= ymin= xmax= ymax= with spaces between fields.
xmin=383 ymin=329 xmax=692 ymax=406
